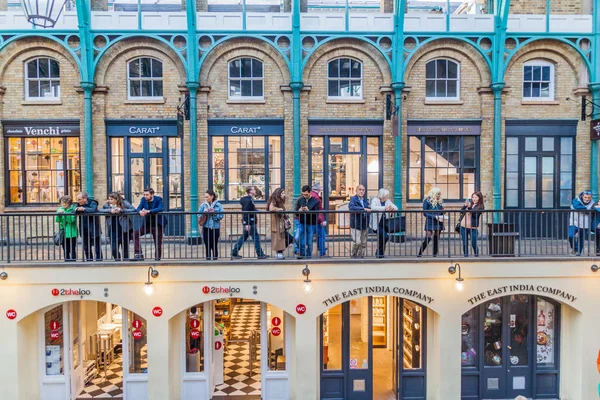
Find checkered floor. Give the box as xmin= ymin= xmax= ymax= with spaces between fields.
xmin=213 ymin=304 xmax=262 ymax=398
xmin=77 ymin=345 xmax=147 ymax=399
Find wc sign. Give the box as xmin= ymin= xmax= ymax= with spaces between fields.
xmin=132 ymin=330 xmax=143 ymax=340
xmin=6 ymin=309 xmax=17 ymax=320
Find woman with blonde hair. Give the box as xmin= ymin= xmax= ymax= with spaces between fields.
xmin=418 ymin=187 xmax=444 ymax=257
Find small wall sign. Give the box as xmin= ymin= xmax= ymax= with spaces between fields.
xmin=6 ymin=310 xmax=17 ymax=320
xmin=132 ymin=320 xmax=142 ymax=329
xmin=271 ymin=327 xmax=282 ymax=336
xmin=152 ymin=306 xmax=163 ymax=317
xmin=296 ymin=304 xmax=307 ymax=314
xmin=271 ymin=317 xmax=281 ymax=326
xmin=132 ymin=330 xmax=143 ymax=340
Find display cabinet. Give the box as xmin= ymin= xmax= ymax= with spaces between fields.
xmin=403 ymin=300 xmax=422 ymax=369
xmin=372 ymin=296 xmax=387 ymax=348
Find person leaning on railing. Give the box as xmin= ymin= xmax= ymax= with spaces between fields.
xmin=459 ymin=191 xmax=484 ymax=258
xmin=418 ymin=187 xmax=444 ymax=257
xmin=198 ymin=189 xmax=224 ymax=260
xmin=100 ymin=192 xmax=135 ymax=261
xmin=370 ymin=188 xmax=398 ymax=258
xmin=295 ymin=185 xmax=320 ymax=259
xmin=568 ymin=190 xmax=594 ymax=256
xmin=56 ymin=195 xmax=78 ymax=262
xmin=75 ymin=191 xmax=103 ymax=261
xmin=349 ymin=184 xmax=371 ymax=259
xmin=593 ymin=200 xmax=600 ymax=256
xmin=132 ymin=187 xmax=166 ymax=261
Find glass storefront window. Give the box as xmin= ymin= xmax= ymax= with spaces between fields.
xmin=311 ymin=137 xmax=324 ymax=189
xmin=403 ymin=300 xmax=422 ymax=369
xmin=185 ymin=304 xmax=204 ymax=373
xmin=322 ymin=304 xmax=341 ymax=370
xmin=169 ymin=138 xmax=182 ymax=209
xmin=111 ymin=138 xmax=125 ymax=194
xmin=536 ymin=298 xmax=556 ymax=366
xmin=44 ymin=305 xmax=64 ymax=376
xmin=348 ymin=298 xmax=368 ymax=370
xmin=408 ymin=135 xmax=478 ymax=201
xmin=509 ymin=295 xmax=529 ymax=366
xmin=210 ymin=135 xmax=283 ymax=202
xmin=127 ymin=311 xmax=148 ymax=374
xmin=461 ymin=309 xmax=478 ymax=367
xmin=267 ymin=304 xmax=286 ymax=371
xmin=483 ymin=299 xmax=503 ymax=367
xmin=7 ymin=136 xmax=81 ymax=205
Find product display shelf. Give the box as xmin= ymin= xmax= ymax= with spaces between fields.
xmin=83 ymin=359 xmax=98 ymax=385
xmin=403 ymin=303 xmax=421 ymax=369
xmin=215 ymin=299 xmax=232 ymax=339
xmin=372 ymin=296 xmax=386 ymax=348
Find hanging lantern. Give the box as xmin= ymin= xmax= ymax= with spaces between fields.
xmin=20 ymin=0 xmax=69 ymax=28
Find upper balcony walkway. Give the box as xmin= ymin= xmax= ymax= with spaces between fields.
xmin=1 ymin=209 xmax=598 ymax=265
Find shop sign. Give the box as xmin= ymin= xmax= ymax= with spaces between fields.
xmin=202 ymin=285 xmax=241 ymax=294
xmin=152 ymin=306 xmax=163 ymax=317
xmin=591 ymin=119 xmax=600 ymax=141
xmin=322 ymin=286 xmax=434 ymax=307
xmin=190 ymin=329 xmax=201 ymax=339
xmin=132 ymin=330 xmax=143 ymax=340
xmin=190 ymin=319 xmax=200 ymax=329
xmin=271 ymin=317 xmax=281 ymax=326
xmin=50 ymin=330 xmax=61 ymax=341
xmin=271 ymin=327 xmax=281 ymax=336
xmin=208 ymin=119 xmax=284 ymax=136
xmin=132 ymin=320 xmax=142 ymax=329
xmin=51 ymin=288 xmax=91 ymax=297
xmin=296 ymin=304 xmax=307 ymax=314
xmin=407 ymin=120 xmax=481 ymax=136
xmin=105 ymin=120 xmax=179 ymax=137
xmin=6 ymin=309 xmax=17 ymax=320
xmin=2 ymin=120 xmax=80 ymax=137
xmin=49 ymin=321 xmax=60 ymax=330
xmin=214 ymin=341 xmax=222 ymax=351
xmin=467 ymin=285 xmax=577 ymax=305
xmin=308 ymin=121 xmax=384 ymax=136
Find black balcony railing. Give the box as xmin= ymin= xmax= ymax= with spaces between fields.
xmin=0 ymin=209 xmax=598 ymax=263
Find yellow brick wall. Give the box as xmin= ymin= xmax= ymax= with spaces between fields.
xmin=509 ymin=0 xmax=584 ymax=14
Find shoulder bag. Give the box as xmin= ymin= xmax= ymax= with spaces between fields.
xmin=198 ymin=202 xmax=209 ymax=227
xmin=53 ymin=229 xmax=65 ymax=246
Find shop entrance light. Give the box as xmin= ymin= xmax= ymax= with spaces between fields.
xmin=142 ymin=266 xmax=159 ymax=296
xmin=0 ymin=271 xmax=7 ymax=280
xmin=592 ymin=264 xmax=599 ymax=273
xmin=20 ymin=0 xmax=69 ymax=28
xmin=448 ymin=262 xmax=464 ymax=291
xmin=302 ymin=265 xmax=313 ymax=294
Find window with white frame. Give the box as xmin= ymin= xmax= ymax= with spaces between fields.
xmin=228 ymin=58 xmax=264 ymax=98
xmin=25 ymin=58 xmax=60 ymax=100
xmin=328 ymin=58 xmax=363 ymax=98
xmin=425 ymin=59 xmax=460 ymax=100
xmin=522 ymin=61 xmax=554 ymax=100
xmin=127 ymin=57 xmax=163 ymax=99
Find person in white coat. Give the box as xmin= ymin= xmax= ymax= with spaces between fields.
xmin=370 ymin=188 xmax=398 ymax=258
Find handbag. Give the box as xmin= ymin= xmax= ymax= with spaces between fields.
xmin=283 ymin=216 xmax=292 ymax=231
xmin=455 ymin=213 xmax=465 ymax=233
xmin=198 ymin=202 xmax=209 ymax=227
xmin=385 ymin=215 xmax=405 ymax=233
xmin=53 ymin=229 xmax=65 ymax=246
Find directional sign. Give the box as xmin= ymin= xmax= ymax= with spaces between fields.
xmin=271 ymin=317 xmax=281 ymax=326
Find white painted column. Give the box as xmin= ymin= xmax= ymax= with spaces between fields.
xmin=293 ymin=312 xmax=318 ymax=400
xmin=147 ymin=316 xmax=171 ymax=400
xmin=436 ymin=310 xmax=462 ymax=399
xmin=0 ymin=317 xmax=20 ymax=399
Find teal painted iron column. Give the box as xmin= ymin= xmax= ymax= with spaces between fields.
xmin=75 ymin=0 xmax=95 ymax=198
xmin=186 ymin=0 xmax=201 ymax=238
xmin=591 ymin=84 xmax=599 ymax=197
xmin=291 ymin=0 xmax=303 ymax=199
xmin=491 ymin=83 xmax=505 ymax=213
xmin=391 ymin=0 xmax=405 ymax=208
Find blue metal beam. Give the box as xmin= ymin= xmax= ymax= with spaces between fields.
xmin=590 ymin=0 xmax=600 ymax=197
xmin=392 ymin=0 xmax=406 ymax=208
xmin=291 ymin=0 xmax=303 ymax=200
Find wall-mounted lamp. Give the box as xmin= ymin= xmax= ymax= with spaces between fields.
xmin=448 ymin=262 xmax=464 ymax=291
xmin=302 ymin=265 xmax=313 ymax=294
xmin=0 ymin=271 xmax=7 ymax=281
xmin=592 ymin=264 xmax=599 ymax=273
xmin=142 ymin=267 xmax=159 ymax=296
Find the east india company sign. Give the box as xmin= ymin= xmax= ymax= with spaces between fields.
xmin=467 ymin=284 xmax=577 ymax=305
xmin=322 ymin=285 xmax=434 ymax=307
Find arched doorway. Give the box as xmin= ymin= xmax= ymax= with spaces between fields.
xmin=38 ymin=301 xmax=147 ymax=400
xmin=461 ymin=295 xmax=561 ymax=399
xmin=320 ymin=296 xmax=427 ymax=400
xmin=179 ymin=297 xmax=291 ymax=400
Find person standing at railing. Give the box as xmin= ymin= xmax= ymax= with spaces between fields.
xmin=55 ymin=195 xmax=78 ymax=262
xmin=295 ymin=185 xmax=320 ymax=259
xmin=459 ymin=192 xmax=484 ymax=257
xmin=349 ymin=184 xmax=371 ymax=259
xmin=198 ymin=189 xmax=224 ymax=260
xmin=100 ymin=192 xmax=135 ymax=261
xmin=266 ymin=188 xmax=293 ymax=260
xmin=594 ymin=200 xmax=600 ymax=256
xmin=310 ymin=184 xmax=329 ymax=258
xmin=231 ymin=186 xmax=268 ymax=260
xmin=568 ymin=190 xmax=594 ymax=256
xmin=418 ymin=188 xmax=444 ymax=257
xmin=75 ymin=192 xmax=103 ymax=261
xmin=132 ymin=187 xmax=166 ymax=261
xmin=370 ymin=188 xmax=398 ymax=258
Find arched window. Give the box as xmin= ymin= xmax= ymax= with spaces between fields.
xmin=522 ymin=60 xmax=554 ymax=100
xmin=25 ymin=58 xmax=60 ymax=100
xmin=327 ymin=58 xmax=362 ymax=98
xmin=228 ymin=58 xmax=264 ymax=98
xmin=127 ymin=57 xmax=163 ymax=99
xmin=425 ymin=59 xmax=460 ymax=100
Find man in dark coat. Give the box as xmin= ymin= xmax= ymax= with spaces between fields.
xmin=75 ymin=192 xmax=102 ymax=261
xmin=295 ymin=185 xmax=320 ymax=259
xmin=348 ymin=184 xmax=371 ymax=258
xmin=132 ymin=187 xmax=166 ymax=261
xmin=231 ymin=186 xmax=268 ymax=259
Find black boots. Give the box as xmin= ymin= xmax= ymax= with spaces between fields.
xmin=417 ymin=235 xmax=439 ymax=256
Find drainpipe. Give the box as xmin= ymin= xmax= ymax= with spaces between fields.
xmin=76 ymin=0 xmax=95 ymax=199
xmin=589 ymin=0 xmax=600 ymax=197
xmin=491 ymin=82 xmax=505 ymax=214
xmin=187 ymin=0 xmax=200 ymax=239
xmin=391 ymin=0 xmax=405 ymax=208
xmin=291 ymin=0 xmax=303 ymax=200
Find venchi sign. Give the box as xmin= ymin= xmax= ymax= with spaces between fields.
xmin=322 ymin=286 xmax=434 ymax=307
xmin=2 ymin=120 xmax=80 ymax=137
xmin=467 ymin=284 xmax=577 ymax=305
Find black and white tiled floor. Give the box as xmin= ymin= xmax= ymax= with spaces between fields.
xmin=213 ymin=304 xmax=261 ymax=398
xmin=77 ymin=345 xmax=147 ymax=399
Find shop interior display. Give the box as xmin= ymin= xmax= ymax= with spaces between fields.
xmin=372 ymin=296 xmax=387 ymax=348
xmin=403 ymin=300 xmax=422 ymax=369
xmin=461 ymin=309 xmax=478 ymax=367
xmin=483 ymin=300 xmax=503 ymax=366
xmin=215 ymin=298 xmax=233 ymax=340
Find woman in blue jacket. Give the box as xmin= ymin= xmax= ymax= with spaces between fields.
xmin=418 ymin=187 xmax=444 ymax=257
xmin=198 ymin=190 xmax=224 ymax=260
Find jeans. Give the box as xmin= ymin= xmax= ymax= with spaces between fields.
xmin=82 ymin=232 xmax=102 ymax=261
xmin=202 ymin=227 xmax=220 ymax=259
xmin=350 ymin=228 xmax=367 ymax=257
xmin=460 ymin=227 xmax=479 ymax=256
xmin=232 ymin=224 xmax=265 ymax=257
xmin=133 ymin=224 xmax=164 ymax=259
xmin=316 ymin=224 xmax=327 ymax=256
xmin=568 ymin=225 xmax=588 ymax=255
xmin=294 ymin=220 xmax=303 ymax=254
xmin=299 ymin=224 xmax=317 ymax=258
